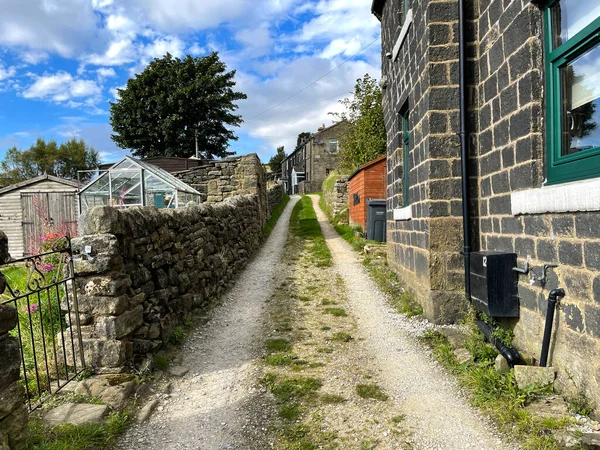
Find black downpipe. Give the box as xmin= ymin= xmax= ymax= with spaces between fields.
xmin=539 ymin=288 xmax=565 ymax=367
xmin=458 ymin=0 xmax=472 ymax=300
xmin=476 ymin=321 xmax=522 ymax=367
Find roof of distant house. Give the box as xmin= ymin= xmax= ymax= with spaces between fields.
xmin=0 ymin=174 xmax=79 ymax=196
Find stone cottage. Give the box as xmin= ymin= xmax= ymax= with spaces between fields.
xmin=281 ymin=122 xmax=347 ymax=195
xmin=372 ymin=0 xmax=600 ymax=408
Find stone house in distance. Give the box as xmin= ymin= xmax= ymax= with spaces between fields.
xmin=372 ymin=0 xmax=600 ymax=409
xmin=281 ymin=122 xmax=347 ymax=195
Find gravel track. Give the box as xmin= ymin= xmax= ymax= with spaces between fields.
xmin=116 ymin=196 xmax=299 ymax=450
xmin=308 ymin=195 xmax=515 ymax=450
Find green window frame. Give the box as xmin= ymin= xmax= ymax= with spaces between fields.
xmin=402 ymin=111 xmax=410 ymax=207
xmin=544 ymin=1 xmax=600 ymax=184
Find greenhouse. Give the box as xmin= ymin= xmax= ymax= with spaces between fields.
xmin=79 ymin=156 xmax=202 ymax=212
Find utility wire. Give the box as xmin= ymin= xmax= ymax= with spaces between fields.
xmin=246 ymin=91 xmax=349 ymax=122
xmin=247 ymin=35 xmax=381 ymax=121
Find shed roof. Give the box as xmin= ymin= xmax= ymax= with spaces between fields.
xmin=0 ymin=174 xmax=79 ymax=196
xmin=347 ymin=155 xmax=387 ymax=181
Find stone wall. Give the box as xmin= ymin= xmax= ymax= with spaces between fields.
xmin=381 ymin=0 xmax=468 ymax=323
xmin=0 ymin=232 xmax=28 ymax=449
xmin=267 ymin=182 xmax=284 ymax=217
xmin=72 ymin=195 xmax=264 ymax=373
xmin=174 ymin=154 xmax=267 ymax=227
xmin=323 ymin=176 xmax=349 ymax=224
xmin=377 ymin=0 xmax=600 ymax=410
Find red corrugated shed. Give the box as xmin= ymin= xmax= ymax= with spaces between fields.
xmin=348 ymin=155 xmax=386 ymax=229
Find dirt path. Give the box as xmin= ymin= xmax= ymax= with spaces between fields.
xmin=308 ymin=195 xmax=514 ymax=450
xmin=116 ymin=196 xmax=299 ymax=450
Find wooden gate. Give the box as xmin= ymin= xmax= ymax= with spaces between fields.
xmin=21 ymin=192 xmax=78 ymax=256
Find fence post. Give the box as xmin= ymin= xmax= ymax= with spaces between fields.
xmin=0 ymin=232 xmax=29 ymax=449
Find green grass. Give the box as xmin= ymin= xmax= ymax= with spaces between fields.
xmin=169 ymin=326 xmax=186 ymax=344
xmin=27 ymin=412 xmax=129 ymax=450
xmin=324 ymin=307 xmax=347 ymax=317
xmin=153 ymin=353 xmax=169 ymax=371
xmin=420 ymin=327 xmax=569 ymax=450
xmin=266 ymin=338 xmax=292 ymax=353
xmin=321 ymin=393 xmax=346 ymax=404
xmin=265 ymin=353 xmax=298 ymax=366
xmin=289 ymin=196 xmax=332 ymax=267
xmin=264 ymin=194 xmax=291 ymax=237
xmin=356 ymin=383 xmax=389 ymax=401
xmin=331 ymin=332 xmax=352 ymax=342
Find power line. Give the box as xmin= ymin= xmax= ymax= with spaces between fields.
xmin=246 ymin=91 xmax=349 ymax=122
xmin=248 ymin=35 xmax=381 ymax=121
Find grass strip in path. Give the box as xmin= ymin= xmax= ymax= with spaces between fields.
xmin=264 ymin=194 xmax=291 ymax=237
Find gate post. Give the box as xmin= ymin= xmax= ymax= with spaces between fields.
xmin=0 ymin=232 xmax=28 ymax=449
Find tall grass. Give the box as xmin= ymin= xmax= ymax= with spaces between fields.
xmin=264 ymin=194 xmax=291 ymax=237
xmin=290 ymin=196 xmax=332 ymax=267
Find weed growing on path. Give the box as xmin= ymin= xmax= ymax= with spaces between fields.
xmin=324 ymin=307 xmax=347 ymax=317
xmin=421 ymin=328 xmax=569 ymax=449
xmin=331 ymin=332 xmax=352 ymax=342
xmin=356 ymin=383 xmax=389 ymax=401
xmin=321 ymin=393 xmax=346 ymax=404
xmin=266 ymin=338 xmax=291 ymax=352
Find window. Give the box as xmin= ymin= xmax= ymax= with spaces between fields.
xmin=329 ymin=139 xmax=338 ymax=153
xmin=325 ymin=168 xmax=332 ymax=176
xmin=544 ymin=1 xmax=600 ymax=184
xmin=401 ymin=110 xmax=410 ymax=206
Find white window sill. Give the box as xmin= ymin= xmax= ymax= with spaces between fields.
xmin=392 ymin=9 xmax=413 ymax=61
xmin=393 ymin=205 xmax=412 ymax=221
xmin=511 ymin=177 xmax=600 ymax=215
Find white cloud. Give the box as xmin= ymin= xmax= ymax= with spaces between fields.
xmin=188 ymin=43 xmax=205 ymax=55
xmin=0 ymin=65 xmax=17 ymax=81
xmin=85 ymin=39 xmax=137 ymax=66
xmin=142 ymin=35 xmax=185 ymax=60
xmin=22 ymin=72 xmax=101 ymax=103
xmin=97 ymin=67 xmax=117 ymax=80
xmin=235 ymin=26 xmax=272 ymax=57
xmin=22 ymin=51 xmax=50 ymax=65
xmin=0 ymin=0 xmax=98 ymax=57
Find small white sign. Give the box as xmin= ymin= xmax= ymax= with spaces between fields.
xmin=84 ymin=245 xmax=92 ymax=254
xmin=483 ymin=256 xmax=487 ymax=268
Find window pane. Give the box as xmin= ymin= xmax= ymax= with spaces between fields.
xmin=329 ymin=139 xmax=338 ymax=153
xmin=560 ymin=45 xmax=600 ymax=156
xmin=552 ymin=1 xmax=600 ymax=47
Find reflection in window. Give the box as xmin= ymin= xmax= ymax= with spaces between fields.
xmin=552 ymin=0 xmax=600 ymax=47
xmin=561 ymin=45 xmax=600 ymax=155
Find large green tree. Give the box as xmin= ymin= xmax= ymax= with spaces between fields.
xmin=331 ymin=74 xmax=386 ymax=173
xmin=268 ymin=146 xmax=286 ymax=174
xmin=110 ymin=52 xmax=247 ymax=159
xmin=0 ymin=138 xmax=100 ymax=187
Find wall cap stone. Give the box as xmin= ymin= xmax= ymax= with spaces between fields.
xmin=511 ymin=177 xmax=600 ymax=215
xmin=393 ymin=205 xmax=412 ymax=221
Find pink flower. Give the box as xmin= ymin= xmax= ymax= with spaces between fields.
xmin=23 ymin=304 xmax=38 ymax=314
xmin=40 ymin=262 xmax=53 ymax=272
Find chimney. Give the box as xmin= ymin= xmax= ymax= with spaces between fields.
xmin=318 ymin=123 xmax=325 ymax=131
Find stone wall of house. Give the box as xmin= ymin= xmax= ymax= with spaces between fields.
xmin=174 ymin=154 xmax=267 ymax=228
xmin=322 ymin=176 xmax=349 ymax=224
xmin=473 ymin=0 xmax=600 ymax=410
xmin=267 ymin=182 xmax=284 ymax=217
xmin=379 ymin=0 xmax=600 ymax=410
xmin=382 ymin=0 xmax=469 ymax=323
xmin=305 ymin=123 xmax=346 ymax=191
xmin=71 ymin=195 xmax=264 ymax=373
xmin=0 ymin=232 xmax=28 ymax=449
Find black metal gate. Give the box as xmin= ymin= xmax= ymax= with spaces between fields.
xmin=0 ymin=234 xmax=85 ymax=411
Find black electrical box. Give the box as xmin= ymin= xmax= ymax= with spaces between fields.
xmin=366 ymin=199 xmax=386 ymax=242
xmin=470 ymin=251 xmax=519 ymax=317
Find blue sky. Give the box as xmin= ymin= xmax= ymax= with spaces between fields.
xmin=0 ymin=0 xmax=381 ymax=165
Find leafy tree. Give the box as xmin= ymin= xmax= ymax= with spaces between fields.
xmin=296 ymin=132 xmax=311 ymax=148
xmin=0 ymin=138 xmax=100 ymax=187
xmin=268 ymin=146 xmax=286 ymax=174
xmin=110 ymin=52 xmax=247 ymax=159
xmin=331 ymin=74 xmax=386 ymax=173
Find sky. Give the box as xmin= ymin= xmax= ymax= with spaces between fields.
xmin=0 ymin=0 xmax=382 ymax=165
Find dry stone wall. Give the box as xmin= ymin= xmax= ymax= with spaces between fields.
xmin=323 ymin=176 xmax=349 ymax=224
xmin=72 ymin=195 xmax=264 ymax=373
xmin=267 ymin=182 xmax=284 ymax=217
xmin=0 ymin=232 xmax=28 ymax=450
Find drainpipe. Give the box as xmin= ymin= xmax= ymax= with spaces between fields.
xmin=539 ymin=288 xmax=565 ymax=367
xmin=458 ymin=0 xmax=472 ymax=300
xmin=476 ymin=321 xmax=522 ymax=367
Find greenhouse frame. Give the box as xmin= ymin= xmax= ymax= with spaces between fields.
xmin=79 ymin=156 xmax=202 ymax=213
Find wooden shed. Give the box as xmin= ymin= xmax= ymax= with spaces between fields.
xmin=348 ymin=155 xmax=387 ymax=230
xmin=0 ymin=175 xmax=79 ymax=258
